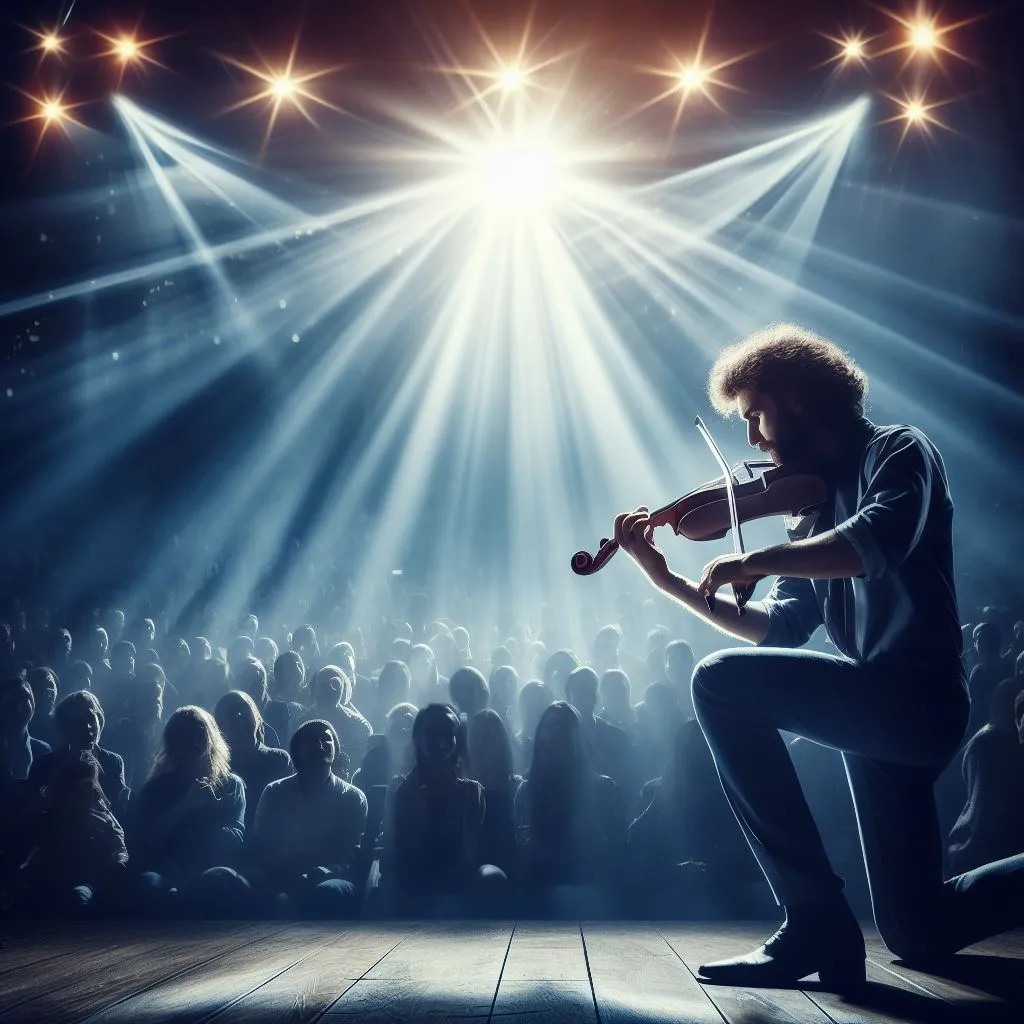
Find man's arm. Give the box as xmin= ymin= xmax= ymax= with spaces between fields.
xmin=652 ymin=567 xmax=772 ymax=645
xmin=742 ymin=529 xmax=864 ymax=581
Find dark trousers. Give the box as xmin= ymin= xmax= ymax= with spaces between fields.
xmin=692 ymin=646 xmax=1024 ymax=960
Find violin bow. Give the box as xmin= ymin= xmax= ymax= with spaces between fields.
xmin=694 ymin=416 xmax=748 ymax=617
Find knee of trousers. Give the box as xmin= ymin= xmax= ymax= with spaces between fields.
xmin=690 ymin=650 xmax=750 ymax=713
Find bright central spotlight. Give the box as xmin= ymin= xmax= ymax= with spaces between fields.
xmin=498 ymin=65 xmax=526 ymax=91
xmin=41 ymin=32 xmax=62 ymax=53
xmin=474 ymin=138 xmax=559 ymax=210
xmin=910 ymin=19 xmax=938 ymax=52
xmin=842 ymin=38 xmax=865 ymax=61
xmin=114 ymin=35 xmax=141 ymax=62
xmin=41 ymin=97 xmax=65 ymax=122
xmin=677 ymin=63 xmax=708 ymax=92
xmin=903 ymin=99 xmax=926 ymax=122
xmin=270 ymin=74 xmax=297 ymax=100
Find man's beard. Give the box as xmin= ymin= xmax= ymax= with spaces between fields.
xmin=767 ymin=409 xmax=816 ymax=468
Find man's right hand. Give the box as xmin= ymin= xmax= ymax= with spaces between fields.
xmin=614 ymin=507 xmax=670 ymax=584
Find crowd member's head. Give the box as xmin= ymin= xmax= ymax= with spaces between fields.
xmin=103 ymin=609 xmax=126 ymax=645
xmin=490 ymin=646 xmax=515 ymax=672
xmin=291 ymin=624 xmax=320 ymax=660
xmin=166 ymin=638 xmax=191 ymax=681
xmin=408 ymin=644 xmax=438 ymax=691
xmin=468 ymin=708 xmax=514 ymax=792
xmin=240 ymin=613 xmax=259 ymax=641
xmin=451 ymin=626 xmax=472 ymax=665
xmin=190 ymin=637 xmax=213 ymax=665
xmin=48 ymin=628 xmax=73 ymax=666
xmin=488 ymin=665 xmax=518 ymax=715
xmin=592 ymin=626 xmax=623 ymax=675
xmin=52 ymin=690 xmax=105 ymax=752
xmin=664 ymin=640 xmax=696 ymax=715
xmin=194 ymin=657 xmax=230 ymax=707
xmin=385 ymin=702 xmax=417 ymax=769
xmin=85 ymin=626 xmax=109 ymax=666
xmin=27 ymin=666 xmax=59 ymax=720
xmin=291 ymin=718 xmax=340 ymax=782
xmin=392 ymin=638 xmax=413 ymax=664
xmin=973 ymin=622 xmax=1001 ymax=664
xmin=214 ymin=689 xmax=264 ymax=754
xmin=328 ymin=642 xmax=357 ymax=683
xmin=543 ymin=649 xmax=579 ymax=700
xmin=66 ymin=660 xmax=94 ymax=691
xmin=111 ymin=640 xmax=136 ymax=679
xmin=429 ymin=632 xmax=458 ymax=678
xmin=311 ymin=665 xmax=350 ymax=713
xmin=526 ymin=640 xmax=548 ymax=680
xmin=127 ymin=617 xmax=157 ymax=650
xmin=379 ymin=660 xmax=412 ymax=714
xmin=518 ymin=680 xmax=553 ymax=740
xmin=255 ymin=637 xmax=279 ymax=673
xmin=529 ymin=702 xmax=586 ymax=808
xmin=565 ymin=666 xmax=600 ymax=722
xmin=645 ymin=626 xmax=670 ymax=660
xmin=232 ymin=655 xmax=269 ymax=707
xmin=449 ymin=666 xmax=488 ymax=718
xmin=599 ymin=669 xmax=632 ymax=724
xmin=227 ymin=635 xmax=256 ymax=669
xmin=412 ymin=703 xmax=462 ymax=779
xmin=128 ymin=676 xmax=165 ymax=729
xmin=152 ymin=705 xmax=231 ymax=786
xmin=272 ymin=650 xmax=305 ymax=701
xmin=0 ymin=675 xmax=35 ymax=739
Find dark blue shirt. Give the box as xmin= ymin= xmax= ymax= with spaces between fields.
xmin=758 ymin=421 xmax=963 ymax=679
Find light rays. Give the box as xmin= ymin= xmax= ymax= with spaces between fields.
xmin=874 ymin=3 xmax=979 ymax=69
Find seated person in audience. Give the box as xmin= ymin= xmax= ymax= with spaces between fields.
xmin=227 ymin=636 xmax=256 ymax=671
xmin=449 ymin=666 xmax=489 ymax=720
xmin=26 ymin=667 xmax=59 ymax=749
xmin=409 ymin=643 xmax=447 ymax=707
xmin=627 ymin=719 xmax=771 ymax=918
xmin=103 ymin=677 xmax=165 ymax=789
xmin=138 ymin=661 xmax=180 ymax=717
xmin=948 ymin=679 xmax=1024 ymax=873
xmin=7 ymin=753 xmax=128 ymax=918
xmin=254 ymin=636 xmax=279 ymax=676
xmin=644 ymin=627 xmax=671 ymax=689
xmin=330 ymin=641 xmax=375 ymax=708
xmin=515 ymin=702 xmax=624 ymax=913
xmin=267 ymin=650 xmax=307 ymax=746
xmin=84 ymin=626 xmax=113 ymax=693
xmin=1 ymin=675 xmax=50 ymax=780
xmin=105 ymin=641 xmax=137 ymax=719
xmin=250 ymin=719 xmax=366 ymax=919
xmin=565 ymin=666 xmax=636 ymax=800
xmin=468 ymin=709 xmax=521 ymax=879
xmin=354 ymin=702 xmax=416 ymax=791
xmin=635 ymin=680 xmax=685 ymax=784
xmin=967 ymin=622 xmax=1010 ymax=737
xmin=598 ymin=669 xmax=637 ymax=740
xmin=514 ymin=680 xmax=553 ymax=776
xmin=309 ymin=665 xmax=372 ymax=770
xmin=65 ymin=660 xmax=94 ymax=693
xmin=230 ymin=656 xmax=283 ymax=748
xmin=382 ymin=703 xmax=504 ymax=916
xmin=133 ymin=706 xmax=248 ymax=914
xmin=488 ymin=665 xmax=519 ymax=740
xmin=214 ymin=690 xmax=292 ymax=828
xmin=290 ymin=624 xmax=321 ymax=676
xmin=372 ymin=661 xmax=413 ymax=733
xmin=30 ymin=690 xmax=129 ymax=813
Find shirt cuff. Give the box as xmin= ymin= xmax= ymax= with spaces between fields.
xmin=835 ymin=516 xmax=885 ymax=580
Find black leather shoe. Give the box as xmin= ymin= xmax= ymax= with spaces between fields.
xmin=697 ymin=904 xmax=866 ymax=991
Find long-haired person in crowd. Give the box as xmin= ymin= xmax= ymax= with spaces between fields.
xmin=134 ymin=706 xmax=249 ymax=915
xmin=214 ymin=690 xmax=291 ymax=828
xmin=353 ymin=702 xmax=416 ymax=792
xmin=468 ymin=708 xmax=521 ymax=880
xmin=383 ymin=703 xmax=505 ymax=917
xmin=266 ymin=650 xmax=307 ymax=746
xmin=613 ymin=324 xmax=1024 ymax=987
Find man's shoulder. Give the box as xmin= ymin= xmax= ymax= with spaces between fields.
xmin=330 ymin=772 xmax=368 ymax=806
xmin=864 ymin=423 xmax=943 ymax=465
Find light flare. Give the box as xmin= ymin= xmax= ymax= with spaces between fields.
xmin=95 ymin=27 xmax=168 ymax=85
xmin=879 ymin=90 xmax=953 ymax=146
xmin=876 ymin=4 xmax=980 ymax=66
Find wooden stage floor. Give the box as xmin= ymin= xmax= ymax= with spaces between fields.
xmin=1 ymin=920 xmax=1022 ymax=1024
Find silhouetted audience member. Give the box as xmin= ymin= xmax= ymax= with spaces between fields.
xmin=310 ymin=665 xmax=372 ymax=770
xmin=514 ymin=680 xmax=553 ymax=775
xmin=251 ymin=719 xmax=366 ymax=918
xmin=664 ymin=640 xmax=696 ymax=718
xmin=543 ymin=649 xmax=579 ymax=701
xmin=214 ymin=690 xmax=292 ymax=828
xmin=948 ymin=679 xmax=1024 ymax=873
xmin=267 ymin=650 xmax=306 ymax=747
xmin=134 ymin=706 xmax=248 ymax=914
xmin=488 ymin=665 xmax=519 ymax=740
xmin=30 ymin=691 xmax=129 ymax=813
xmin=967 ymin=622 xmax=1009 ymax=737
xmin=230 ymin=656 xmax=283 ymax=749
xmin=373 ymin=661 xmax=413 ymax=733
xmin=8 ymin=753 xmax=128 ymax=918
xmin=2 ymin=676 xmax=50 ymax=780
xmin=468 ymin=709 xmax=521 ymax=878
xmin=598 ymin=669 xmax=638 ymax=740
xmin=103 ymin=677 xmax=165 ymax=789
xmin=565 ymin=666 xmax=636 ymax=799
xmin=26 ymin=667 xmax=59 ymax=749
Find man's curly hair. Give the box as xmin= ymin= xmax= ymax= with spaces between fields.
xmin=708 ymin=323 xmax=868 ymax=423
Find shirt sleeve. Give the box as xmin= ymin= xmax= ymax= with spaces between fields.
xmin=834 ymin=428 xmax=937 ymax=580
xmin=756 ymin=575 xmax=823 ymax=649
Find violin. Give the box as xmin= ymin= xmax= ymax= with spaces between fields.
xmin=570 ymin=460 xmax=828 ymax=576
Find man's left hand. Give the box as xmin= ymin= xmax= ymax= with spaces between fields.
xmin=696 ymin=553 xmax=765 ymax=608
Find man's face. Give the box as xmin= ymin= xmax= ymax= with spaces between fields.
xmin=736 ymin=388 xmax=812 ymax=468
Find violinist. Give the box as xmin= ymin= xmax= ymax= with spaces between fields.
xmin=610 ymin=324 xmax=1024 ymax=990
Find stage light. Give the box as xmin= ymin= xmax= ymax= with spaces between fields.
xmin=498 ymin=65 xmax=526 ymax=91
xmin=40 ymin=97 xmax=66 ymax=123
xmin=96 ymin=28 xmax=165 ymax=83
xmin=41 ymin=32 xmax=63 ymax=54
xmin=880 ymin=90 xmax=951 ymax=145
xmin=474 ymin=138 xmax=558 ymax=210
xmin=841 ymin=37 xmax=866 ymax=62
xmin=909 ymin=18 xmax=938 ymax=53
xmin=269 ymin=74 xmax=298 ymax=101
xmin=677 ymin=63 xmax=709 ymax=93
xmin=878 ymin=5 xmax=977 ymax=66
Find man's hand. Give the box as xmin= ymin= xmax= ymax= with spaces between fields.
xmin=614 ymin=507 xmax=669 ymax=584
xmin=696 ymin=553 xmax=765 ymax=611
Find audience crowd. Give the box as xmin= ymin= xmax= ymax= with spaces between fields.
xmin=2 ymin=584 xmax=1022 ymax=921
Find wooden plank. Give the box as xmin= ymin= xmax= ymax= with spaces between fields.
xmin=501 ymin=923 xmax=590 ymax=982
xmin=320 ymin=979 xmax=494 ymax=1022
xmin=363 ymin=922 xmax=512 ymax=983
xmin=78 ymin=925 xmax=335 ymax=1024
xmin=200 ymin=926 xmax=412 ymax=1024
xmin=581 ymin=923 xmax=724 ymax=1024
xmin=0 ymin=922 xmax=264 ymax=1020
xmin=491 ymin=980 xmax=597 ymax=1023
xmin=660 ymin=923 xmax=838 ymax=1024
